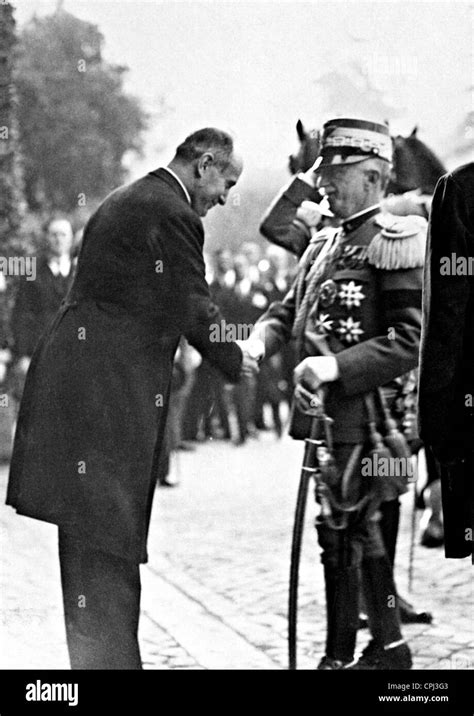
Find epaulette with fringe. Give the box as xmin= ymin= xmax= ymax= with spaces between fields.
xmin=367 ymin=213 xmax=427 ymax=270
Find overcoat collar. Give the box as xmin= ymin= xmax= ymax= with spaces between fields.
xmin=149 ymin=167 xmax=192 ymax=206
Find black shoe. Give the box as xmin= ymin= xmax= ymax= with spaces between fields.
xmin=317 ymin=656 xmax=355 ymax=670
xmin=398 ymin=595 xmax=433 ymax=625
xmin=420 ymin=521 xmax=444 ymax=548
xmin=176 ymin=441 xmax=196 ymax=452
xmin=353 ymin=640 xmax=412 ymax=670
xmin=157 ymin=479 xmax=178 ymax=488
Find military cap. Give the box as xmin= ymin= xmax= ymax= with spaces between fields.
xmin=314 ymin=117 xmax=393 ymax=169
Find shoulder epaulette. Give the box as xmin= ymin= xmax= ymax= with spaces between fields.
xmin=367 ymin=213 xmax=427 ymax=270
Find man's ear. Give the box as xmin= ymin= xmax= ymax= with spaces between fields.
xmin=196 ymin=152 xmax=215 ymax=177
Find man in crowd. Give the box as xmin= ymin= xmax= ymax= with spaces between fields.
xmin=11 ymin=217 xmax=75 ymax=399
xmin=244 ymin=118 xmax=426 ymax=669
xmin=223 ymin=252 xmax=268 ymax=443
xmin=182 ymin=248 xmax=235 ymax=442
xmin=418 ymin=162 xmax=474 ymax=564
xmin=253 ymin=246 xmax=294 ymax=434
xmin=6 ymin=127 xmax=258 ymax=669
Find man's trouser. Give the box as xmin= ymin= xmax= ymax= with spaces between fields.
xmin=58 ymin=529 xmax=142 ymax=670
xmin=316 ymin=443 xmax=404 ymax=663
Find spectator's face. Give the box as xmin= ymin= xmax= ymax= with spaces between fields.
xmin=47 ymin=220 xmax=73 ymax=258
xmin=193 ymin=152 xmax=242 ymax=217
xmin=316 ymin=163 xmax=371 ymax=219
xmin=215 ymin=250 xmax=232 ymax=274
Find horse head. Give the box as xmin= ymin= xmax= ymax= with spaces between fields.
xmin=388 ymin=127 xmax=447 ymax=195
xmin=288 ymin=119 xmax=321 ymax=174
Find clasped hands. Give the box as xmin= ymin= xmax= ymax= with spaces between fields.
xmin=236 ymin=338 xmax=265 ymax=378
xmin=293 ymin=356 xmax=339 ymax=412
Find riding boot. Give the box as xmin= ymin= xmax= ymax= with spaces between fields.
xmin=378 ymin=500 xmax=433 ymax=625
xmin=361 ymin=555 xmax=403 ymax=646
xmin=379 ymin=499 xmax=400 ymax=567
xmin=320 ymin=565 xmax=360 ymax=667
xmin=355 ymin=555 xmax=412 ymax=669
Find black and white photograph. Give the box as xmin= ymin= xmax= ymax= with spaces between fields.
xmin=0 ymin=0 xmax=472 ymax=710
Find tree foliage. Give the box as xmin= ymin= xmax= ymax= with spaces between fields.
xmin=0 ymin=1 xmax=25 ymax=252
xmin=15 ymin=9 xmax=148 ymax=213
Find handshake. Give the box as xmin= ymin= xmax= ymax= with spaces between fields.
xmin=235 ymin=338 xmax=265 ymax=378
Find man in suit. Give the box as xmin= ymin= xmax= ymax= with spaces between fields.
xmin=7 ymin=127 xmax=256 ymax=668
xmin=182 ymin=249 xmax=234 ymax=442
xmin=243 ymin=118 xmax=425 ymax=669
xmin=418 ymin=162 xmax=474 ymax=564
xmin=11 ymin=218 xmax=75 ymax=392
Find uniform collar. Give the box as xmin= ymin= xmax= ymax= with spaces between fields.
xmin=342 ymin=204 xmax=381 ymax=234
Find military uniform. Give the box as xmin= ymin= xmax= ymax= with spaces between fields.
xmin=253 ymin=118 xmax=426 ymax=668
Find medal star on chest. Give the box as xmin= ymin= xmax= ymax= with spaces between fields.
xmin=313 ymin=313 xmax=334 ymax=334
xmin=337 ymin=316 xmax=364 ymax=343
xmin=338 ymin=281 xmax=365 ymax=309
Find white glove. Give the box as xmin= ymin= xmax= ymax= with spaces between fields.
xmin=293 ymin=356 xmax=339 ymax=391
xmin=298 ymin=154 xmax=324 ymax=187
xmin=296 ymin=200 xmax=323 ymax=229
xmin=235 ymin=338 xmax=265 ymax=362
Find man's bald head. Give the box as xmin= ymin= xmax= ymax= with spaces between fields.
xmin=174 ymin=128 xmax=235 ymax=170
xmin=169 ymin=128 xmax=243 ymax=217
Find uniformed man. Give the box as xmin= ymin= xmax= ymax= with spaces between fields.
xmin=243 ymin=118 xmax=427 ymax=669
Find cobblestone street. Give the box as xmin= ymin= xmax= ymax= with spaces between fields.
xmin=1 ymin=431 xmax=473 ymax=671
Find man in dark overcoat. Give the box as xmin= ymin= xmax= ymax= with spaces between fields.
xmin=418 ymin=162 xmax=474 ymax=564
xmin=6 ymin=128 xmax=255 ymax=668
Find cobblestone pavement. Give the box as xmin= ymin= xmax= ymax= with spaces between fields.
xmin=1 ymin=430 xmax=473 ymax=671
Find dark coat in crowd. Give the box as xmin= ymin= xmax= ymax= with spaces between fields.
xmin=6 ymin=169 xmax=242 ymax=563
xmin=418 ymin=162 xmax=474 ymax=561
xmin=12 ymin=258 xmax=74 ymax=357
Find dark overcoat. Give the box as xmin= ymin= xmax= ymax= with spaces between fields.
xmin=418 ymin=163 xmax=474 ymax=561
xmin=6 ymin=169 xmax=242 ymax=563
xmin=12 ymin=258 xmax=74 ymax=358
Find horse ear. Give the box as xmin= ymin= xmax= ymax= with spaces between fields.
xmin=410 ymin=126 xmax=418 ymax=137
xmin=296 ymin=119 xmax=306 ymax=141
